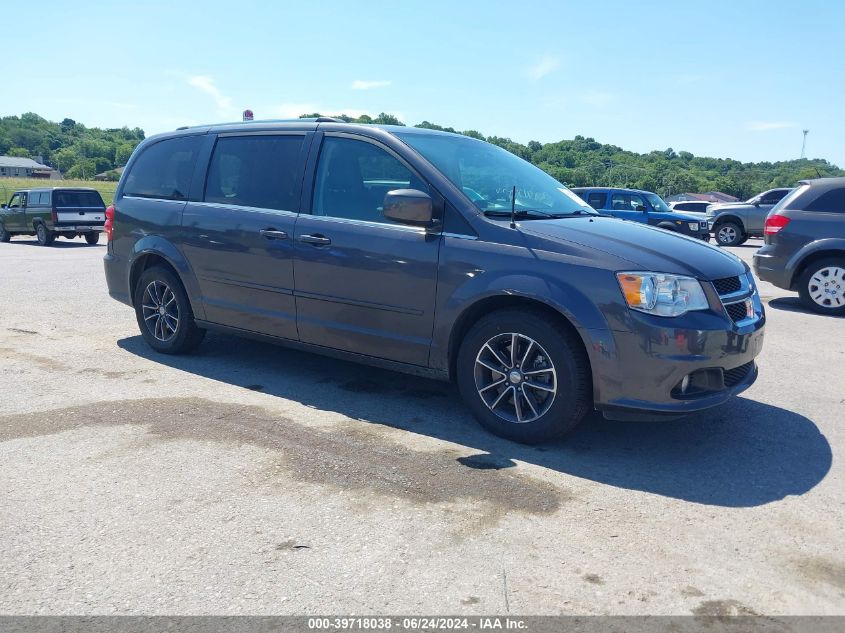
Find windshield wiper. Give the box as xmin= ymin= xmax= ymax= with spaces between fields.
xmin=483 ymin=208 xmax=596 ymax=220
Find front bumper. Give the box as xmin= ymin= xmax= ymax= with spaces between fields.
xmin=587 ymin=306 xmax=765 ymax=419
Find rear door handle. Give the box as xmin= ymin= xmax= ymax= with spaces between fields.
xmin=298 ymin=234 xmax=331 ymax=246
xmin=259 ymin=229 xmax=288 ymax=240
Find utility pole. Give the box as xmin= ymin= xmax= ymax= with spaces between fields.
xmin=801 ymin=129 xmax=809 ymax=159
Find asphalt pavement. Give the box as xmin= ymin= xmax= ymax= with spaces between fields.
xmin=0 ymin=235 xmax=842 ymax=615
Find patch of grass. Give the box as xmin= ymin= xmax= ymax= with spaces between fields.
xmin=0 ymin=178 xmax=118 ymax=204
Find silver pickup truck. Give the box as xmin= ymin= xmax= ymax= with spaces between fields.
xmin=0 ymin=187 xmax=106 ymax=245
xmin=706 ymin=188 xmax=792 ymax=246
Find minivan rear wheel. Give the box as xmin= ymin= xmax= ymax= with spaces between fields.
xmin=715 ymin=221 xmax=744 ymax=247
xmin=798 ymin=258 xmax=845 ymax=316
xmin=457 ymin=309 xmax=590 ymax=443
xmin=134 ymin=266 xmax=206 ymax=354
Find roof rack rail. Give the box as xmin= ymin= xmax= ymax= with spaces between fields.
xmin=315 ymin=116 xmax=345 ymax=123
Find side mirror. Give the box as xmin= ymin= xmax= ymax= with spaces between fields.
xmin=383 ymin=189 xmax=433 ymax=226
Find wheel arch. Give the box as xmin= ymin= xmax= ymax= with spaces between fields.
xmin=790 ymin=246 xmax=845 ymax=290
xmin=127 ymin=237 xmax=205 ymax=320
xmin=712 ymin=214 xmax=744 ymax=231
xmin=447 ymin=294 xmax=592 ymax=384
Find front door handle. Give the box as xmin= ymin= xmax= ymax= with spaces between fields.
xmin=298 ymin=233 xmax=331 ymax=246
xmin=259 ymin=229 xmax=288 ymax=240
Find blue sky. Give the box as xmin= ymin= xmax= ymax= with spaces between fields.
xmin=4 ymin=0 xmax=844 ymax=166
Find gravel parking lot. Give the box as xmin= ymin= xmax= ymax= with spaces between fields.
xmin=1 ymin=236 xmax=843 ymax=616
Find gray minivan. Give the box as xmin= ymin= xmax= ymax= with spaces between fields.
xmin=103 ymin=120 xmax=765 ymax=442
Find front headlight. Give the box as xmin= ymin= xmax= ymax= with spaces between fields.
xmin=688 ymin=222 xmax=699 ymax=231
xmin=616 ymin=272 xmax=709 ymax=317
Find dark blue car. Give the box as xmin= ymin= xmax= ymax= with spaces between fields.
xmin=572 ymin=187 xmax=710 ymax=240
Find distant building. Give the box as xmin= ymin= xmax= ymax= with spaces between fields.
xmin=0 ymin=156 xmax=53 ymax=178
xmin=665 ymin=191 xmax=740 ymax=204
xmin=94 ymin=166 xmax=125 ymax=181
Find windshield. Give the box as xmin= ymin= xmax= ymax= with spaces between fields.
xmin=644 ymin=192 xmax=671 ymax=212
xmin=394 ymin=132 xmax=596 ymax=216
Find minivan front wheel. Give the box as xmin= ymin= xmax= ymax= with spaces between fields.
xmin=134 ymin=266 xmax=206 ymax=354
xmin=798 ymin=258 xmax=845 ymax=316
xmin=457 ymin=309 xmax=590 ymax=443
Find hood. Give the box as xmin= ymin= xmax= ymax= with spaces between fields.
xmin=519 ymin=216 xmax=746 ymax=280
xmin=663 ymin=210 xmax=704 ymax=222
xmin=708 ymin=202 xmax=751 ymax=215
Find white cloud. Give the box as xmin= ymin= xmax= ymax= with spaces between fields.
xmin=579 ymin=90 xmax=614 ymax=107
xmin=527 ymin=56 xmax=560 ymax=80
xmin=746 ymin=121 xmax=795 ymax=132
xmin=187 ymin=75 xmax=232 ymax=112
xmin=351 ymin=80 xmax=391 ymax=90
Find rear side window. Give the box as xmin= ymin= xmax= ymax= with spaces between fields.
xmin=804 ymin=188 xmax=845 ymax=213
xmin=674 ymin=202 xmax=691 ymax=211
xmin=586 ymin=192 xmax=607 ymax=209
xmin=204 ymin=135 xmax=305 ymax=211
xmin=123 ymin=136 xmax=203 ymax=201
xmin=54 ymin=191 xmax=104 ymax=207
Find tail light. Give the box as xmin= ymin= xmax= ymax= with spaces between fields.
xmin=104 ymin=205 xmax=115 ymax=241
xmin=764 ymin=214 xmax=791 ymax=235
xmin=51 ymin=209 xmax=58 ymax=223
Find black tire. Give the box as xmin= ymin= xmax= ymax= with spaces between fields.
xmin=797 ymin=257 xmax=845 ymax=316
xmin=456 ymin=308 xmax=591 ymax=443
xmin=0 ymin=224 xmax=10 ymax=243
xmin=715 ymin=221 xmax=744 ymax=247
xmin=84 ymin=232 xmax=100 ymax=245
xmin=35 ymin=223 xmax=55 ymax=246
xmin=133 ymin=266 xmax=206 ymax=354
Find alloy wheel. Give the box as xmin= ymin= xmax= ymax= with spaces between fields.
xmin=717 ymin=225 xmax=737 ymax=244
xmin=473 ymin=332 xmax=557 ymax=424
xmin=141 ymin=280 xmax=180 ymax=342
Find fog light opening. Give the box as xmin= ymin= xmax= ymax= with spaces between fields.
xmin=680 ymin=375 xmax=691 ymax=394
